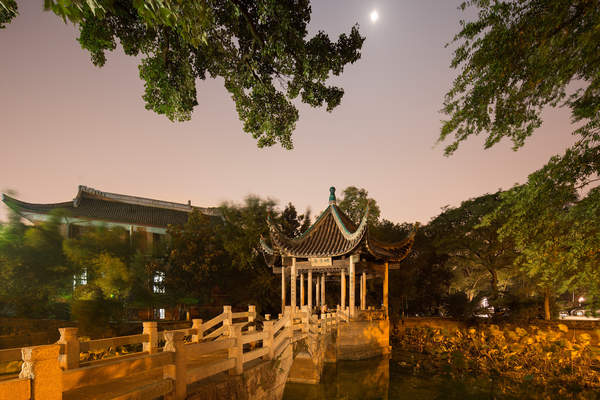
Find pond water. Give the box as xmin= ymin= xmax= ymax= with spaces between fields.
xmin=282 ymin=352 xmax=584 ymax=400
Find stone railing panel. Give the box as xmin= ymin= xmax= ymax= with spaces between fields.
xmin=0 ymin=377 xmax=30 ymax=400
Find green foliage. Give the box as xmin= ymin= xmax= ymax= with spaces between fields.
xmin=337 ymin=186 xmax=381 ymax=227
xmin=71 ymin=297 xmax=122 ymax=337
xmin=431 ymin=192 xmax=517 ymax=301
xmin=0 ymin=208 xmax=72 ymax=318
xmin=18 ymin=0 xmax=366 ymax=149
xmin=389 ymin=224 xmax=453 ymax=317
xmin=63 ymin=226 xmax=136 ymax=302
xmin=161 ymin=210 xmax=228 ymax=309
xmin=0 ymin=0 xmax=17 ymax=29
xmin=442 ymin=1 xmax=600 ymax=318
xmin=279 ymin=202 xmax=310 ymax=238
xmin=483 ymin=154 xmax=600 ymax=315
xmin=395 ymin=325 xmax=600 ymax=396
xmin=442 ymin=0 xmax=600 ymax=155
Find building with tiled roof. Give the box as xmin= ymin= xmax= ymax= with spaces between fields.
xmin=2 ymin=185 xmax=219 ymax=241
xmin=261 ymin=187 xmax=415 ymax=320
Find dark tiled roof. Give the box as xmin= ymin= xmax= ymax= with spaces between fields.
xmin=2 ymin=188 xmax=218 ymax=229
xmin=365 ymin=233 xmax=415 ymax=262
xmin=266 ymin=202 xmax=415 ymax=262
xmin=268 ymin=204 xmax=368 ymax=258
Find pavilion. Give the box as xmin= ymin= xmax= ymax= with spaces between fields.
xmin=261 ymin=187 xmax=415 ymax=320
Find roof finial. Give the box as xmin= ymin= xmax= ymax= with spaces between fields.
xmin=329 ymin=186 xmax=336 ymax=205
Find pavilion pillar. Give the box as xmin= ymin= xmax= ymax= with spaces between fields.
xmin=300 ymin=273 xmax=304 ymax=307
xmin=361 ymin=272 xmax=366 ymax=310
xmin=349 ymin=255 xmax=356 ymax=319
xmin=308 ymin=271 xmax=313 ymax=311
xmin=321 ymin=274 xmax=326 ymax=310
xmin=315 ymin=278 xmax=320 ymax=309
xmin=340 ymin=269 xmax=346 ymax=310
xmin=383 ymin=261 xmax=389 ymax=319
xmin=281 ymin=267 xmax=286 ymax=314
xmin=291 ymin=258 xmax=297 ymax=316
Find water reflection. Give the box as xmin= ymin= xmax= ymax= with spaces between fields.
xmin=283 ymin=355 xmax=520 ymax=400
xmin=283 ymin=357 xmax=389 ymax=400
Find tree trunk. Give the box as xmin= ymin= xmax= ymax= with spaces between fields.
xmin=544 ymin=288 xmax=551 ymax=320
xmin=488 ymin=268 xmax=499 ymax=297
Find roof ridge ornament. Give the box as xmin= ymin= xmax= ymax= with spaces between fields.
xmin=329 ymin=187 xmax=336 ymax=205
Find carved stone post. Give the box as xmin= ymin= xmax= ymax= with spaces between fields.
xmin=164 ymin=331 xmax=186 ymax=400
xmin=143 ymin=321 xmax=158 ymax=354
xmin=228 ymin=324 xmax=243 ymax=375
xmin=248 ymin=305 xmax=256 ymax=333
xmin=285 ymin=313 xmax=293 ymax=342
xmin=265 ymin=314 xmax=271 ymax=321
xmin=263 ymin=320 xmax=274 ymax=360
xmin=222 ymin=305 xmax=232 ymax=336
xmin=301 ymin=306 xmax=309 ymax=334
xmin=191 ymin=319 xmax=203 ymax=343
xmin=281 ymin=267 xmax=286 ymax=315
xmin=20 ymin=344 xmax=62 ymax=400
xmin=57 ymin=327 xmax=79 ymax=370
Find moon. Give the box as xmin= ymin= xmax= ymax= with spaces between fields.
xmin=370 ymin=10 xmax=379 ymax=23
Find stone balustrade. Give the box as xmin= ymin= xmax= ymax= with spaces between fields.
xmin=0 ymin=306 xmax=344 ymax=400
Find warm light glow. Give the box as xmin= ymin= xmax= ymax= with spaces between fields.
xmin=370 ymin=10 xmax=379 ymax=23
xmin=578 ymin=296 xmax=585 ymax=303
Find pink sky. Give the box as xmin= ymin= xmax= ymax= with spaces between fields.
xmin=0 ymin=1 xmax=576 ymax=224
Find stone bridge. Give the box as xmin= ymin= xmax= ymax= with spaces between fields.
xmin=0 ymin=304 xmax=389 ymax=400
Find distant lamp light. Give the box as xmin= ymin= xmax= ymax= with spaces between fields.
xmin=578 ymin=296 xmax=585 ymax=304
xmin=480 ymin=297 xmax=489 ymax=308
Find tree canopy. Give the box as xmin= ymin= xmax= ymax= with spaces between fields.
xmin=442 ymin=0 xmax=600 ymax=317
xmin=442 ymin=0 xmax=600 ymax=155
xmin=431 ymin=193 xmax=517 ymax=302
xmin=4 ymin=1 xmax=364 ymax=149
xmin=337 ymin=186 xmax=381 ymax=227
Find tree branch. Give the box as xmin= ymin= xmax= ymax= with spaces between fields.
xmin=229 ymin=0 xmax=264 ymax=48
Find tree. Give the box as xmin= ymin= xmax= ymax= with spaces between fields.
xmin=162 ymin=210 xmax=229 ymax=316
xmin=337 ymin=186 xmax=381 ymax=227
xmin=485 ymin=158 xmax=599 ymax=320
xmin=219 ymin=196 xmax=281 ymax=312
xmin=391 ymin=224 xmax=453 ymax=317
xmin=431 ymin=193 xmax=517 ymax=302
xmin=0 ymin=208 xmax=72 ymax=318
xmin=8 ymin=1 xmax=364 ymax=149
xmin=279 ymin=202 xmax=310 ymax=238
xmin=0 ymin=0 xmax=16 ymax=28
xmin=442 ymin=0 xmax=600 ymax=155
xmin=442 ymin=1 xmax=600 ymax=317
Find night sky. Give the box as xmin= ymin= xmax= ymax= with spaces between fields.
xmin=0 ymin=1 xmax=576 ymax=224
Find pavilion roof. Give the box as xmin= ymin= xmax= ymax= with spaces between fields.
xmin=264 ymin=187 xmax=416 ymax=262
xmin=2 ymin=185 xmax=219 ymax=229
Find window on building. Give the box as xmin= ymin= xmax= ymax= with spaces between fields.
xmin=153 ymin=271 xmax=165 ymax=294
xmin=154 ymin=308 xmax=166 ymax=320
xmin=73 ymin=268 xmax=88 ymax=289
